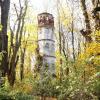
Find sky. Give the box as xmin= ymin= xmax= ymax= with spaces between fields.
xmin=31 ymin=0 xmax=56 ymax=13
xmin=10 ymin=0 xmax=87 ymax=32
xmin=10 ymin=0 xmax=57 ymax=15
xmin=10 ymin=0 xmax=58 ymax=26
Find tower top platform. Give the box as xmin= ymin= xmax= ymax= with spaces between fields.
xmin=37 ymin=12 xmax=54 ymax=27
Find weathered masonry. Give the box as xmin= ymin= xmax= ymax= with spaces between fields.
xmin=37 ymin=12 xmax=55 ymax=74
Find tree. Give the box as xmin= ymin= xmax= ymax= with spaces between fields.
xmin=91 ymin=0 xmax=100 ymax=30
xmin=8 ymin=0 xmax=28 ymax=86
xmin=80 ymin=0 xmax=92 ymax=43
xmin=0 ymin=0 xmax=10 ymax=85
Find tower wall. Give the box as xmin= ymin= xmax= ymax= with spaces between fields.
xmin=37 ymin=12 xmax=55 ymax=74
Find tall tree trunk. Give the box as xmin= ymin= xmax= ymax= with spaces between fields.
xmin=20 ymin=32 xmax=27 ymax=81
xmin=57 ymin=0 xmax=63 ymax=82
xmin=20 ymin=47 xmax=26 ymax=81
xmin=71 ymin=15 xmax=75 ymax=61
xmin=0 ymin=0 xmax=10 ymax=79
xmin=91 ymin=0 xmax=100 ymax=43
xmin=91 ymin=0 xmax=100 ymax=30
xmin=80 ymin=0 xmax=92 ymax=42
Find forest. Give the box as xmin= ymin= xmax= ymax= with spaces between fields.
xmin=0 ymin=0 xmax=100 ymax=100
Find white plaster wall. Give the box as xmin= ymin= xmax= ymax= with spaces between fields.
xmin=38 ymin=26 xmax=55 ymax=74
xmin=38 ymin=41 xmax=44 ymax=54
xmin=38 ymin=40 xmax=55 ymax=56
xmin=43 ymin=56 xmax=55 ymax=64
xmin=38 ymin=27 xmax=54 ymax=40
xmin=38 ymin=28 xmax=45 ymax=40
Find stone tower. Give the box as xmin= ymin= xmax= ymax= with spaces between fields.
xmin=37 ymin=12 xmax=55 ymax=74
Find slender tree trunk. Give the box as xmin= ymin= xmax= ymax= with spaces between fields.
xmin=71 ymin=18 xmax=75 ymax=61
xmin=62 ymin=33 xmax=68 ymax=61
xmin=20 ymin=48 xmax=26 ymax=81
xmin=20 ymin=31 xmax=27 ymax=81
xmin=78 ymin=35 xmax=81 ymax=56
xmin=57 ymin=0 xmax=63 ymax=82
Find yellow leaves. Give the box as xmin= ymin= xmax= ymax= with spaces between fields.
xmin=94 ymin=30 xmax=100 ymax=36
xmin=26 ymin=40 xmax=37 ymax=54
xmin=0 ymin=24 xmax=2 ymax=31
xmin=24 ymin=24 xmax=38 ymax=36
xmin=58 ymin=6 xmax=71 ymax=27
xmin=55 ymin=50 xmax=62 ymax=79
xmin=95 ymin=30 xmax=100 ymax=42
xmin=20 ymin=23 xmax=38 ymax=54
xmin=86 ymin=42 xmax=100 ymax=56
xmin=12 ymin=81 xmax=33 ymax=94
xmin=92 ymin=56 xmax=100 ymax=66
xmin=90 ymin=30 xmax=100 ymax=42
xmin=77 ymin=39 xmax=100 ymax=79
xmin=79 ymin=42 xmax=100 ymax=60
xmin=60 ymin=16 xmax=71 ymax=27
xmin=55 ymin=50 xmax=61 ymax=58
xmin=55 ymin=50 xmax=62 ymax=66
xmin=22 ymin=83 xmax=33 ymax=93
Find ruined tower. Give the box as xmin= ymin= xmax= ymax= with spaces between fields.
xmin=37 ymin=12 xmax=55 ymax=74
